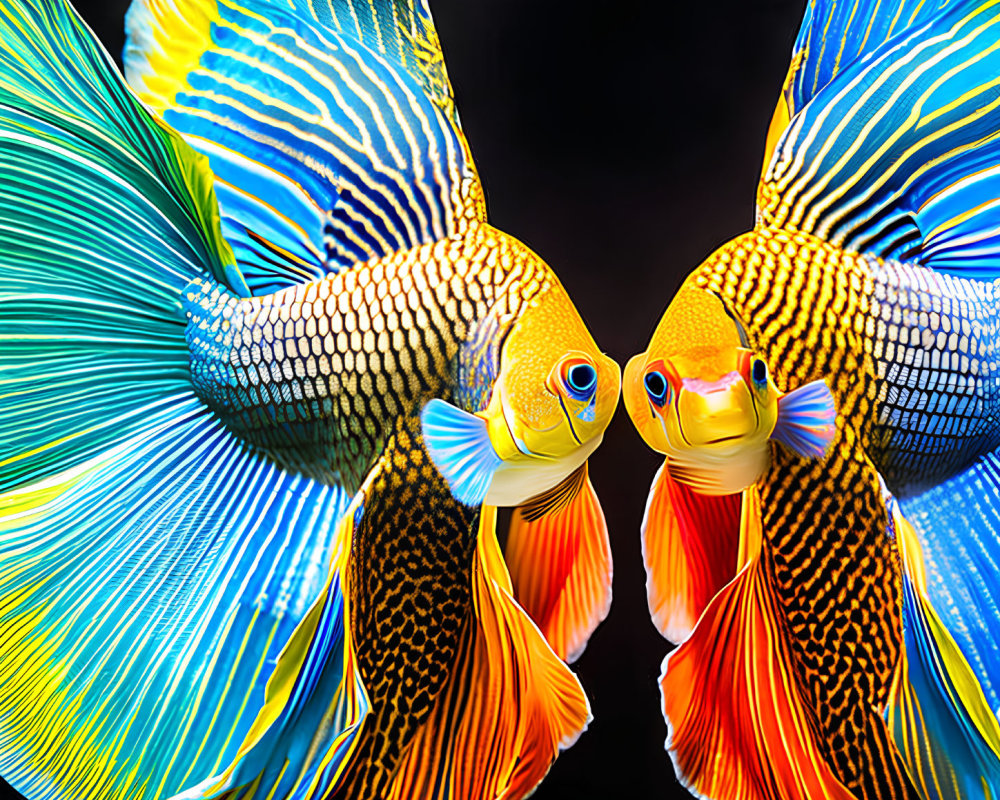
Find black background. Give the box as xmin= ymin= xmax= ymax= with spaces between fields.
xmin=2 ymin=2 xmax=805 ymax=798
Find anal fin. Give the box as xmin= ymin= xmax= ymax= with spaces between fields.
xmin=383 ymin=506 xmax=590 ymax=799
xmin=642 ymin=462 xmax=742 ymax=644
xmin=504 ymin=462 xmax=612 ymax=662
xmin=661 ymin=555 xmax=853 ymax=800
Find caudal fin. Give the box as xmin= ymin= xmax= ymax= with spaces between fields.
xmin=0 ymin=2 xmax=363 ymax=798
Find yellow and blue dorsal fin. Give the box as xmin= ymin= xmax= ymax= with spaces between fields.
xmin=760 ymin=1 xmax=1000 ymax=280
xmin=124 ymin=0 xmax=485 ymax=295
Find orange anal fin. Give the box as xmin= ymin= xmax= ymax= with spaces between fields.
xmin=643 ymin=462 xmax=742 ymax=643
xmin=505 ymin=464 xmax=612 ymax=662
xmin=385 ymin=506 xmax=590 ymax=800
xmin=661 ymin=557 xmax=854 ymax=800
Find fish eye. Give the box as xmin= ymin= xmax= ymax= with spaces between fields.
xmin=752 ymin=358 xmax=768 ymax=389
xmin=644 ymin=370 xmax=670 ymax=407
xmin=566 ymin=363 xmax=597 ymax=399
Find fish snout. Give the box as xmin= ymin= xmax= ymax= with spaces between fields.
xmin=677 ymin=374 xmax=756 ymax=445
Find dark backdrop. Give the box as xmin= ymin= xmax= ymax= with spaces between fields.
xmin=2 ymin=2 xmax=804 ymax=798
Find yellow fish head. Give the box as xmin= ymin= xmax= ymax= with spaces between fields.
xmin=624 ymin=285 xmax=781 ymax=496
xmin=422 ymin=277 xmax=620 ymax=507
xmin=482 ymin=281 xmax=620 ymax=504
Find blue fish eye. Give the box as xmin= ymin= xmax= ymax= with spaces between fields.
xmin=566 ymin=363 xmax=597 ymax=400
xmin=752 ymin=358 xmax=768 ymax=388
xmin=644 ymin=370 xmax=670 ymax=406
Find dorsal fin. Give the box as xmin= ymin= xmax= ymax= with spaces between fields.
xmin=125 ymin=0 xmax=486 ymax=294
xmin=759 ymin=1 xmax=1000 ymax=280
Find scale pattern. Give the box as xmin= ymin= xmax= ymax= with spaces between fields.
xmin=694 ymin=227 xmax=920 ymax=798
xmin=185 ymin=221 xmax=551 ymax=490
xmin=340 ymin=415 xmax=478 ymax=798
xmin=866 ymin=261 xmax=1000 ymax=495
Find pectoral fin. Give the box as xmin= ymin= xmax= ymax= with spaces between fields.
xmin=773 ymin=380 xmax=837 ymax=460
xmin=504 ymin=463 xmax=612 ymax=662
xmin=420 ymin=399 xmax=502 ymax=506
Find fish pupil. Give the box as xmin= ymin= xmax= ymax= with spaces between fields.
xmin=567 ymin=363 xmax=597 ymax=397
xmin=644 ymin=371 xmax=669 ymax=405
xmin=752 ymin=359 xmax=767 ymax=386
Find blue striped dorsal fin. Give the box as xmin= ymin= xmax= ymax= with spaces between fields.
xmin=776 ymin=1 xmax=951 ymax=125
xmin=125 ymin=0 xmax=485 ymax=295
xmin=759 ymin=1 xmax=1000 ymax=280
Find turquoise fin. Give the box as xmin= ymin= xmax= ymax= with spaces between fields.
xmin=887 ymin=497 xmax=1000 ymax=799
xmin=0 ymin=0 xmax=248 ymax=492
xmin=761 ymin=2 xmax=1000 ymax=279
xmin=0 ymin=1 xmax=365 ymax=797
xmin=124 ymin=0 xmax=484 ymax=294
xmin=898 ymin=451 xmax=1000 ymax=716
xmin=420 ymin=399 xmax=502 ymax=507
xmin=772 ymin=379 xmax=837 ymax=460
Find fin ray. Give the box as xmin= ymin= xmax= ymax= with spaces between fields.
xmin=761 ymin=2 xmax=1000 ymax=279
xmin=420 ymin=398 xmax=501 ymax=506
xmin=504 ymin=464 xmax=612 ymax=662
xmin=888 ymin=497 xmax=1000 ymax=799
xmin=383 ymin=505 xmax=590 ymax=799
xmin=661 ymin=556 xmax=854 ymax=800
xmin=125 ymin=0 xmax=484 ymax=293
xmin=642 ymin=463 xmax=742 ymax=643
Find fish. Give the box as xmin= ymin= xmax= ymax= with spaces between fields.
xmin=0 ymin=0 xmax=619 ymax=798
xmin=623 ymin=2 xmax=1000 ymax=799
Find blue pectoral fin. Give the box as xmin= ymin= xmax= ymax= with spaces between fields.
xmin=420 ymin=399 xmax=501 ymax=507
xmin=772 ymin=380 xmax=836 ymax=460
xmin=888 ymin=499 xmax=1000 ymax=798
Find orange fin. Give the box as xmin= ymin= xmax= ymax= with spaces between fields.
xmin=384 ymin=506 xmax=590 ymax=799
xmin=661 ymin=557 xmax=854 ymax=800
xmin=504 ymin=462 xmax=612 ymax=662
xmin=642 ymin=461 xmax=742 ymax=643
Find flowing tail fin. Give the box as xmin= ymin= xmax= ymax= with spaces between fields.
xmin=890 ymin=488 xmax=1000 ymax=798
xmin=0 ymin=2 xmax=362 ymax=798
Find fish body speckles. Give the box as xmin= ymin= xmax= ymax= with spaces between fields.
xmin=184 ymin=222 xmax=550 ymax=491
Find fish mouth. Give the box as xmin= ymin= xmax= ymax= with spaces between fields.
xmin=705 ymin=434 xmax=742 ymax=445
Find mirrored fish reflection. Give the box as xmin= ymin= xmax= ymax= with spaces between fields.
xmin=0 ymin=0 xmax=618 ymax=798
xmin=626 ymin=1 xmax=1000 ymax=798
